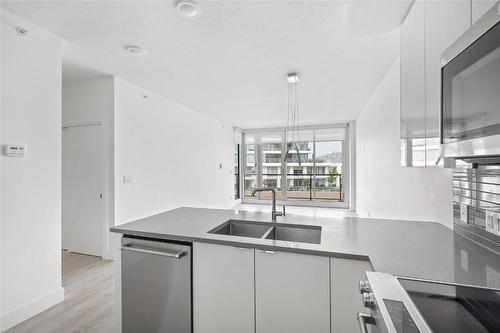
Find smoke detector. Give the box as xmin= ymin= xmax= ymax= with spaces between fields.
xmin=176 ymin=0 xmax=201 ymax=17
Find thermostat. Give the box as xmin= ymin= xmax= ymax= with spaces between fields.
xmin=4 ymin=145 xmax=26 ymax=157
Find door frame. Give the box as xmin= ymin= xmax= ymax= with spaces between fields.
xmin=62 ymin=118 xmax=110 ymax=258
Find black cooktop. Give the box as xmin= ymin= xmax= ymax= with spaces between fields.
xmin=400 ymin=279 xmax=500 ymax=333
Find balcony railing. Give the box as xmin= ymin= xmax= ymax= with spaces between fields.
xmin=243 ymin=173 xmax=343 ymax=201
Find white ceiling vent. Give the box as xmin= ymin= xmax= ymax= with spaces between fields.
xmin=176 ymin=0 xmax=201 ymax=17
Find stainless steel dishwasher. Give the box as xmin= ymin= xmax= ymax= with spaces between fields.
xmin=121 ymin=236 xmax=192 ymax=333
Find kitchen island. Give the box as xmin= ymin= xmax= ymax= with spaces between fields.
xmin=111 ymin=206 xmax=500 ymax=287
xmin=111 ymin=207 xmax=500 ymax=333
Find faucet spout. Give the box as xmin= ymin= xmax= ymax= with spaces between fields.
xmin=251 ymin=188 xmax=285 ymax=222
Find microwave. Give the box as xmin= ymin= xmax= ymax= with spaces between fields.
xmin=441 ymin=3 xmax=500 ymax=159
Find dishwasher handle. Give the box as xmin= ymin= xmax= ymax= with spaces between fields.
xmin=120 ymin=244 xmax=187 ymax=259
xmin=357 ymin=313 xmax=375 ymax=333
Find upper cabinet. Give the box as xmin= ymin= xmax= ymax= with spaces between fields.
xmin=424 ymin=0 xmax=470 ymax=167
xmin=472 ymin=0 xmax=498 ymax=24
xmin=401 ymin=0 xmax=472 ymax=167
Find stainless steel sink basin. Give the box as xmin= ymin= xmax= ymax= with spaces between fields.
xmin=208 ymin=219 xmax=321 ymax=244
xmin=265 ymin=225 xmax=321 ymax=244
xmin=208 ymin=219 xmax=271 ymax=238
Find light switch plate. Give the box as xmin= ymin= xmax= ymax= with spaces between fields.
xmin=460 ymin=204 xmax=469 ymax=223
xmin=4 ymin=144 xmax=26 ymax=157
xmin=122 ymin=176 xmax=133 ymax=184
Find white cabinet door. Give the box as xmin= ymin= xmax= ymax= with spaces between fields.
xmin=330 ymin=258 xmax=373 ymax=333
xmin=400 ymin=0 xmax=426 ymax=167
xmin=472 ymin=0 xmax=498 ymax=24
xmin=255 ymin=250 xmax=330 ymax=333
xmin=424 ymin=0 xmax=470 ymax=166
xmin=193 ymin=242 xmax=254 ymax=333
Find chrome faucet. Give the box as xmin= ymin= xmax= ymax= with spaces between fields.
xmin=251 ymin=188 xmax=286 ymax=222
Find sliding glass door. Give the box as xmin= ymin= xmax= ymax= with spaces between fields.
xmin=260 ymin=131 xmax=284 ymax=199
xmin=313 ymin=128 xmax=345 ymax=202
xmin=242 ymin=125 xmax=349 ymax=207
xmin=285 ymin=130 xmax=314 ymax=201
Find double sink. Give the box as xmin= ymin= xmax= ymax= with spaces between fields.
xmin=208 ymin=219 xmax=321 ymax=244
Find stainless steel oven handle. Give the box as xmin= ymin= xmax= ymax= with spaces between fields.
xmin=357 ymin=313 xmax=375 ymax=333
xmin=120 ymin=245 xmax=186 ymax=259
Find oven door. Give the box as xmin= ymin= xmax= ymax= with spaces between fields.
xmin=441 ymin=3 xmax=500 ymax=158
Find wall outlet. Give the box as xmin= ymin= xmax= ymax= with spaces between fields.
xmin=486 ymin=211 xmax=495 ymax=234
xmin=494 ymin=213 xmax=500 ymax=236
xmin=485 ymin=211 xmax=500 ymax=235
xmin=460 ymin=204 xmax=469 ymax=223
xmin=122 ymin=176 xmax=133 ymax=184
xmin=460 ymin=249 xmax=468 ymax=272
xmin=486 ymin=266 xmax=500 ymax=289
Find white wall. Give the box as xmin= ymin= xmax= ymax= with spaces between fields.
xmin=1 ymin=11 xmax=64 ymax=331
xmin=63 ymin=75 xmax=114 ymax=121
xmin=62 ymin=75 xmax=115 ymax=259
xmin=114 ymin=77 xmax=236 ymax=225
xmin=356 ymin=58 xmax=454 ymax=228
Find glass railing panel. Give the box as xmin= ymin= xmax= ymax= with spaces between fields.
xmin=286 ymin=173 xmax=313 ymax=200
xmin=315 ymin=174 xmax=342 ymax=201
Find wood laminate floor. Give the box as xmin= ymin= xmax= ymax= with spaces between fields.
xmin=7 ymin=251 xmax=115 ymax=333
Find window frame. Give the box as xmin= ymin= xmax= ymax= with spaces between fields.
xmin=241 ymin=123 xmax=352 ymax=208
xmin=234 ymin=143 xmax=240 ymax=199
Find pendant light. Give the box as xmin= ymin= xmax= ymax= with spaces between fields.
xmin=284 ymin=72 xmax=302 ymax=166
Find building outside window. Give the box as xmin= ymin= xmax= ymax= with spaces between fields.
xmin=241 ymin=125 xmax=350 ymax=207
xmin=266 ymin=166 xmax=279 ymax=174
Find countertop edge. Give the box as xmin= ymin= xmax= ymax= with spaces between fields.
xmin=110 ymin=227 xmax=371 ymax=263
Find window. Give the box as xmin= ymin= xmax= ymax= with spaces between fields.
xmin=242 ymin=125 xmax=350 ymax=207
xmin=260 ymin=132 xmax=284 ymax=199
xmin=314 ymin=129 xmax=345 ymax=201
xmin=266 ymin=166 xmax=279 ymax=174
xmin=243 ymin=136 xmax=257 ymax=197
xmin=234 ymin=144 xmax=240 ymax=199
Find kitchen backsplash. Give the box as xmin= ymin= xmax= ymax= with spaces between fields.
xmin=453 ymin=166 xmax=500 ymax=254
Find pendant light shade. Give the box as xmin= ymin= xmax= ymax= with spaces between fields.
xmin=284 ymin=72 xmax=301 ymax=165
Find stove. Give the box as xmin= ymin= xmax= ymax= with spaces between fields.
xmin=358 ymin=272 xmax=500 ymax=333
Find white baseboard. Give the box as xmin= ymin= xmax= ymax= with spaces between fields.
xmin=1 ymin=287 xmax=64 ymax=332
xmin=102 ymin=249 xmax=115 ymax=261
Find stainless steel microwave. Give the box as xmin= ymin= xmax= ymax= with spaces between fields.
xmin=441 ymin=3 xmax=500 ymax=159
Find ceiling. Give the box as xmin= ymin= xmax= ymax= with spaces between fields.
xmin=2 ymin=0 xmax=411 ymax=129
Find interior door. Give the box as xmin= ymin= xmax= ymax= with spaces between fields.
xmin=62 ymin=124 xmax=104 ymax=256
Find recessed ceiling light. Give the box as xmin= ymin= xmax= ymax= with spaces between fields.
xmin=124 ymin=45 xmax=147 ymax=56
xmin=287 ymin=73 xmax=300 ymax=83
xmin=176 ymin=0 xmax=201 ymax=17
